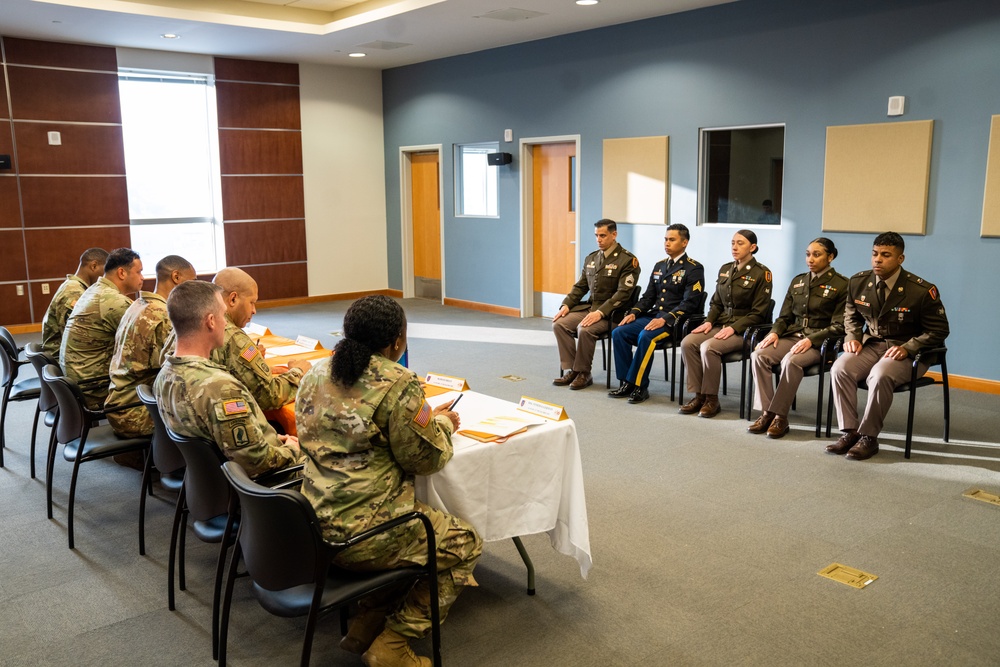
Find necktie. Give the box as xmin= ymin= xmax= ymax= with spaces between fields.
xmin=875 ymin=280 xmax=887 ymax=311
xmin=665 ymin=259 xmax=674 ymax=273
xmin=596 ymin=252 xmax=605 ymax=271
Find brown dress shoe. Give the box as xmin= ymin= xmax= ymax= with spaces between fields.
xmin=747 ymin=412 xmax=775 ymax=434
xmin=679 ymin=393 xmax=705 ymax=414
xmin=826 ymin=430 xmax=860 ymax=455
xmin=766 ymin=414 xmax=790 ymax=439
xmin=698 ymin=394 xmax=720 ymax=418
xmin=552 ymin=370 xmax=578 ymax=386
xmin=846 ymin=435 xmax=879 ymax=461
xmin=569 ymin=371 xmax=593 ymax=390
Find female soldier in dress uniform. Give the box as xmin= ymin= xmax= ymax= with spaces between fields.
xmin=747 ymin=237 xmax=848 ymax=438
xmin=679 ymin=230 xmax=773 ymax=418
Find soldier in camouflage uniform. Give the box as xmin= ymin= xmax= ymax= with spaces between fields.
xmin=155 ymin=280 xmax=300 ymax=477
xmin=296 ymin=295 xmax=480 ymax=667
xmin=60 ymin=248 xmax=145 ymax=409
xmin=40 ymin=247 xmax=108 ymax=360
xmin=552 ymin=219 xmax=641 ymax=390
xmin=106 ymin=255 xmax=196 ymax=439
xmin=160 ymin=267 xmax=309 ymax=411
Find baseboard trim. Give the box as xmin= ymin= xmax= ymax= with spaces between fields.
xmin=924 ymin=371 xmax=1000 ymax=395
xmin=6 ymin=323 xmax=40 ymax=334
xmin=442 ymin=297 xmax=520 ymax=318
xmin=256 ymin=289 xmax=403 ymax=309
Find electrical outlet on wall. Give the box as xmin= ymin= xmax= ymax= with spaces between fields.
xmin=16 ymin=285 xmax=24 ymax=296
xmin=41 ymin=283 xmax=50 ymax=294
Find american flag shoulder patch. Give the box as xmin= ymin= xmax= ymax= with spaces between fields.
xmin=412 ymin=400 xmax=432 ymax=428
xmin=240 ymin=344 xmax=259 ymax=363
xmin=223 ymin=399 xmax=249 ymax=416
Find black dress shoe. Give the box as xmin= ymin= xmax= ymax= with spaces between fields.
xmin=627 ymin=387 xmax=650 ymax=404
xmin=553 ymin=371 xmax=578 ymax=386
xmin=608 ymin=382 xmax=633 ymax=398
xmin=846 ymin=435 xmax=879 ymax=461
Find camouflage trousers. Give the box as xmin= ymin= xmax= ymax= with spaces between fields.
xmin=107 ymin=405 xmax=154 ymax=438
xmin=333 ymin=499 xmax=482 ymax=639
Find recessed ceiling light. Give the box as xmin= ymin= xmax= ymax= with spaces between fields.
xmin=161 ymin=33 xmax=180 ymax=39
xmin=348 ymin=52 xmax=366 ymax=58
xmin=576 ymin=0 xmax=599 ymax=5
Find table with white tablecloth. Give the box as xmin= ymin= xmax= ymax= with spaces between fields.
xmin=414 ymin=391 xmax=592 ymax=586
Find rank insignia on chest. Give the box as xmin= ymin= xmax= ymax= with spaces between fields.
xmin=743 ymin=280 xmax=749 ymax=286
xmin=823 ymin=289 xmax=830 ymax=297
xmin=898 ymin=312 xmax=905 ymax=322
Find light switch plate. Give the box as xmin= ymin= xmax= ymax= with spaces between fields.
xmin=47 ymin=131 xmax=62 ymax=145
xmin=41 ymin=283 xmax=50 ymax=294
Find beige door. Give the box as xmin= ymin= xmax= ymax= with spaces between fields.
xmin=411 ymin=152 xmax=441 ymax=300
xmin=532 ymin=143 xmax=577 ymax=314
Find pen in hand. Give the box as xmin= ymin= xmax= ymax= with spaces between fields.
xmin=449 ymin=394 xmax=463 ymax=410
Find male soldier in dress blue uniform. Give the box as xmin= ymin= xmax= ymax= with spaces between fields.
xmin=552 ymin=219 xmax=641 ymax=390
xmin=828 ymin=232 xmax=949 ymax=461
xmin=609 ymin=223 xmax=704 ymax=404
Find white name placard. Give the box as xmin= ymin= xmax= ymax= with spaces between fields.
xmin=425 ymin=373 xmax=469 ymax=391
xmin=517 ymin=396 xmax=568 ymax=421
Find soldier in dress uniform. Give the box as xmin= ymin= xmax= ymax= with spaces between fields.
xmin=155 ymin=280 xmax=300 ymax=477
xmin=41 ymin=247 xmax=108 ymax=361
xmin=296 ymin=295 xmax=480 ymax=667
xmin=748 ymin=237 xmax=848 ymax=438
xmin=552 ymin=219 xmax=641 ymax=390
xmin=827 ymin=232 xmax=949 ymax=461
xmin=60 ymin=248 xmax=145 ymax=409
xmin=609 ymin=223 xmax=704 ymax=404
xmin=160 ymin=267 xmax=310 ymax=411
xmin=106 ymin=255 xmax=196 ymax=441
xmin=680 ymin=230 xmax=773 ymax=418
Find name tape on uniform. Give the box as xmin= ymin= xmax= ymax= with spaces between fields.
xmin=517 ymin=396 xmax=568 ymax=421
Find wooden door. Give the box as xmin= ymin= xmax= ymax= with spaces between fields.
xmin=411 ymin=152 xmax=441 ymax=299
xmin=532 ymin=143 xmax=576 ymax=302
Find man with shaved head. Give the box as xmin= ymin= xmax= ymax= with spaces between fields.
xmin=162 ymin=267 xmax=309 ymax=410
xmin=106 ymin=255 xmax=197 ymax=447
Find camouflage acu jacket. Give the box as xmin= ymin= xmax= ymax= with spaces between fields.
xmin=60 ymin=276 xmax=132 ymax=406
xmin=160 ymin=316 xmax=302 ymax=410
xmin=297 ymin=355 xmax=454 ymax=549
xmin=41 ymin=274 xmax=87 ymax=360
xmin=105 ymin=292 xmax=171 ymax=437
xmin=155 ymin=355 xmax=299 ymax=477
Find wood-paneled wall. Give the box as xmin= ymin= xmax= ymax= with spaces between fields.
xmin=215 ymin=57 xmax=308 ymax=301
xmin=0 ymin=37 xmax=129 ymax=326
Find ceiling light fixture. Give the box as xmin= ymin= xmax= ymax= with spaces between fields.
xmin=348 ymin=52 xmax=366 ymax=57
xmin=161 ymin=33 xmax=180 ymax=39
xmin=576 ymin=0 xmax=599 ymax=5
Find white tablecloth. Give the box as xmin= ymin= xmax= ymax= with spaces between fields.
xmin=414 ymin=391 xmax=592 ymax=579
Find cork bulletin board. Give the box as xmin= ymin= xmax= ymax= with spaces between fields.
xmin=602 ymin=136 xmax=668 ymax=225
xmin=821 ymin=120 xmax=934 ymax=234
xmin=981 ymin=114 xmax=1000 ymax=237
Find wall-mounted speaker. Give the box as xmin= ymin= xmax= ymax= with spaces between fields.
xmin=0 ymin=154 xmax=11 ymax=170
xmin=487 ymin=152 xmax=512 ymax=166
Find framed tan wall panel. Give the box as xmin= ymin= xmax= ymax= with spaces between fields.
xmin=20 ymin=176 xmax=129 ymax=227
xmin=0 ymin=230 xmax=28 ymax=281
xmin=821 ymin=120 xmax=933 ymax=234
xmin=223 ymin=220 xmax=307 ymax=266
xmin=0 ymin=178 xmax=19 ymax=229
xmin=14 ymin=123 xmax=125 ymax=174
xmin=214 ymin=57 xmax=299 ymax=85
xmin=980 ymin=115 xmax=1000 ymax=237
xmin=3 ymin=37 xmax=118 ymax=71
xmin=221 ymin=175 xmax=305 ymax=221
xmin=0 ymin=283 xmax=32 ymax=326
xmin=602 ymin=135 xmax=669 ymax=225
xmin=216 ymin=82 xmax=301 ymax=130
xmin=237 ymin=263 xmax=309 ymax=301
xmin=219 ymin=129 xmax=303 ymax=175
xmin=25 ymin=226 xmax=131 ymax=278
xmin=7 ymin=68 xmax=121 ymax=123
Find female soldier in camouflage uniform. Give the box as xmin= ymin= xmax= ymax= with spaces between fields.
xmin=296 ymin=296 xmax=481 ymax=667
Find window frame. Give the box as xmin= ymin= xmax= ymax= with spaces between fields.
xmin=697 ymin=123 xmax=785 ymax=227
xmin=454 ymin=141 xmax=500 ymax=219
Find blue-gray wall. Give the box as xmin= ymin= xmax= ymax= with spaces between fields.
xmin=382 ymin=0 xmax=1000 ymax=381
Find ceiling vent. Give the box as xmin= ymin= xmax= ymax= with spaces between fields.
xmin=475 ymin=8 xmax=547 ymax=21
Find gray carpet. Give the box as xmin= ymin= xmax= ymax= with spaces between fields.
xmin=2 ymin=298 xmax=998 ymax=666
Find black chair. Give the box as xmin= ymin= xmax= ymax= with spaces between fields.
xmin=678 ymin=299 xmax=775 ymax=416
xmin=167 ymin=430 xmax=303 ymax=659
xmin=136 ymin=384 xmax=185 ymax=556
xmin=747 ymin=333 xmax=843 ymax=437
xmin=653 ymin=291 xmax=709 ymax=402
xmin=24 ymin=343 xmax=60 ymax=479
xmin=40 ymin=364 xmax=151 ymax=549
xmin=218 ymin=461 xmax=442 ymax=667
xmin=826 ymin=346 xmax=949 ymax=459
xmin=1 ymin=326 xmax=41 ymax=468
xmin=602 ymin=285 xmax=643 ymax=388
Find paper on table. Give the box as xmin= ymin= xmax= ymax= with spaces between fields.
xmin=463 ymin=413 xmax=546 ymax=437
xmin=267 ymin=344 xmax=316 ymax=356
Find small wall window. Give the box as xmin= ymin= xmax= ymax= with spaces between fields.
xmin=698 ymin=124 xmax=784 ymax=225
xmin=455 ymin=142 xmax=499 ymax=217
